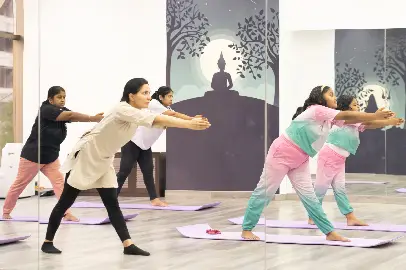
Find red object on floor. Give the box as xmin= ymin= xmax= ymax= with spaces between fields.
xmin=206 ymin=229 xmax=221 ymax=235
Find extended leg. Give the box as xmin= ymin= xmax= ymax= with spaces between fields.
xmin=3 ymin=158 xmax=41 ymax=218
xmin=137 ymin=148 xmax=165 ymax=206
xmin=308 ymin=158 xmax=335 ymax=224
xmin=116 ymin=141 xmax=139 ymax=195
xmin=241 ymin=145 xmax=290 ymax=240
xmin=40 ymin=159 xmax=78 ymax=221
xmin=314 ymin=158 xmax=335 ymax=205
xmin=41 ymin=180 xmax=81 ymax=254
xmin=96 ymin=187 xmax=150 ymax=256
xmin=287 ymin=161 xmax=349 ymax=242
xmin=332 ymin=168 xmax=367 ymax=226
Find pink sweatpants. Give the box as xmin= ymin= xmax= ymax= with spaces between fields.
xmin=315 ymin=145 xmax=353 ymax=215
xmin=3 ymin=158 xmax=71 ymax=215
xmin=243 ymin=135 xmax=335 ymax=235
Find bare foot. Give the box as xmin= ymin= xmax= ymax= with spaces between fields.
xmin=326 ymin=231 xmax=351 ymax=242
xmin=151 ymin=198 xmax=168 ymax=207
xmin=2 ymin=214 xmax=12 ymax=219
xmin=308 ymin=218 xmax=315 ymax=225
xmin=63 ymin=213 xmax=79 ymax=222
xmin=241 ymin=230 xmax=260 ymax=240
xmin=347 ymin=218 xmax=368 ymax=226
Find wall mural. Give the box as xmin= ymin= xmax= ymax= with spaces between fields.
xmin=335 ymin=29 xmax=406 ymax=175
xmin=165 ymin=0 xmax=279 ymax=191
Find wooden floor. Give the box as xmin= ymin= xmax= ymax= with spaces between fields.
xmin=1 ymin=190 xmax=406 ymax=270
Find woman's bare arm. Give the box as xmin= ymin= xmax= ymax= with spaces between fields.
xmin=56 ymin=111 xmax=104 ymax=122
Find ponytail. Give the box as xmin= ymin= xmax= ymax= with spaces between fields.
xmin=292 ymin=106 xmax=305 ymax=120
xmin=292 ymin=85 xmax=331 ymax=120
xmin=152 ymin=86 xmax=173 ymax=104
xmin=292 ymin=99 xmax=314 ymax=120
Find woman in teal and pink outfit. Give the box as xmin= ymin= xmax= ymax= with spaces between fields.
xmin=241 ymin=85 xmax=395 ymax=242
xmin=308 ymin=94 xmax=403 ymax=227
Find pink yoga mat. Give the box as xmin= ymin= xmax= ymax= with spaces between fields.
xmin=39 ymin=213 xmax=138 ymax=225
xmin=0 ymin=234 xmax=31 ymax=245
xmin=228 ymin=217 xmax=406 ymax=232
xmin=0 ymin=217 xmax=38 ymax=222
xmin=396 ymin=188 xmax=406 ymax=193
xmin=71 ymin=201 xmax=221 ymax=211
xmin=176 ymin=224 xmax=403 ymax=248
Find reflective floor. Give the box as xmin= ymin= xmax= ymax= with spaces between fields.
xmin=1 ymin=174 xmax=406 ymax=270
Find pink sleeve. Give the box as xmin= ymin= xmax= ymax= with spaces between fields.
xmin=332 ymin=120 xmax=345 ymax=127
xmin=357 ymin=123 xmax=366 ymax=132
xmin=313 ymin=105 xmax=341 ymax=122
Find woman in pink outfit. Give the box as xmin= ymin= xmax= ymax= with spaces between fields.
xmin=2 ymin=86 xmax=104 ymax=221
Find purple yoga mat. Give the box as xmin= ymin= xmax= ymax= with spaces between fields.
xmin=39 ymin=213 xmax=138 ymax=225
xmin=0 ymin=216 xmax=38 ymax=222
xmin=71 ymin=201 xmax=221 ymax=211
xmin=346 ymin=181 xmax=388 ymax=185
xmin=228 ymin=216 xmax=406 ymax=232
xmin=396 ymin=188 xmax=406 ymax=193
xmin=177 ymin=224 xmax=404 ymax=248
xmin=0 ymin=234 xmax=31 ymax=245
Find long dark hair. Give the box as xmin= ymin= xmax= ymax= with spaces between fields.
xmin=121 ymin=78 xmax=148 ymax=102
xmin=337 ymin=94 xmax=355 ymax=111
xmin=292 ymin=85 xmax=331 ymax=120
xmin=151 ymin=86 xmax=173 ymax=104
xmin=44 ymin=86 xmax=65 ymax=104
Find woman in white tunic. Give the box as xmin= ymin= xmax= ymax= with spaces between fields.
xmin=41 ymin=78 xmax=211 ymax=256
xmin=117 ymin=86 xmax=201 ymax=206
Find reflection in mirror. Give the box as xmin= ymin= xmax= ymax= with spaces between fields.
xmin=334 ymin=29 xmax=406 ymax=203
xmin=0 ymin=0 xmax=39 ymax=269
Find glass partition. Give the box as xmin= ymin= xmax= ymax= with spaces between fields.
xmin=34 ymin=0 xmax=269 ymax=268
xmin=0 ymin=0 xmax=40 ymax=269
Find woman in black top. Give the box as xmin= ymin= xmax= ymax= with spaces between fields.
xmin=2 ymin=86 xmax=103 ymax=221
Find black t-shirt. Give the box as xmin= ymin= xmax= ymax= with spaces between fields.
xmin=20 ymin=101 xmax=71 ymax=164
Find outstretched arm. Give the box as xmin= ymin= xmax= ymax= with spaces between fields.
xmin=163 ymin=110 xmax=194 ymax=120
xmin=115 ymin=103 xmax=210 ymax=130
xmin=363 ymin=118 xmax=404 ymax=129
xmin=152 ymin=114 xmax=210 ymax=130
xmin=41 ymin=104 xmax=104 ymax=123
xmin=334 ymin=110 xmax=394 ymax=123
xmin=56 ymin=111 xmax=104 ymax=122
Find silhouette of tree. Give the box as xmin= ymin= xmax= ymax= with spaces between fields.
xmin=335 ymin=62 xmax=367 ymax=97
xmin=374 ymin=30 xmax=406 ymax=115
xmin=166 ymin=0 xmax=210 ymax=86
xmin=228 ymin=8 xmax=279 ymax=106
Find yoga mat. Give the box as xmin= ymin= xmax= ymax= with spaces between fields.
xmin=395 ymin=188 xmax=406 ymax=193
xmin=0 ymin=216 xmax=38 ymax=222
xmin=346 ymin=181 xmax=388 ymax=185
xmin=177 ymin=224 xmax=403 ymax=248
xmin=71 ymin=201 xmax=221 ymax=211
xmin=39 ymin=213 xmax=138 ymax=225
xmin=0 ymin=234 xmax=31 ymax=245
xmin=228 ymin=217 xmax=406 ymax=232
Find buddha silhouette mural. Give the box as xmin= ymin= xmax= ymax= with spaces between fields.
xmin=211 ymin=52 xmax=233 ymax=91
xmin=165 ymin=0 xmax=279 ymax=191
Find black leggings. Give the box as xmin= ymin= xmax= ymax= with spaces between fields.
xmin=116 ymin=141 xmax=157 ymax=200
xmin=45 ymin=172 xmax=131 ymax=242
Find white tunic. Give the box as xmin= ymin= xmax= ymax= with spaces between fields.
xmin=131 ymin=99 xmax=172 ymax=150
xmin=60 ymin=102 xmax=158 ymax=190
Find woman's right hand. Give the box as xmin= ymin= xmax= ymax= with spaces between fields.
xmin=187 ymin=117 xmax=211 ymax=130
xmin=374 ymin=108 xmax=395 ymax=120
xmin=91 ymin=112 xmax=104 ymax=122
